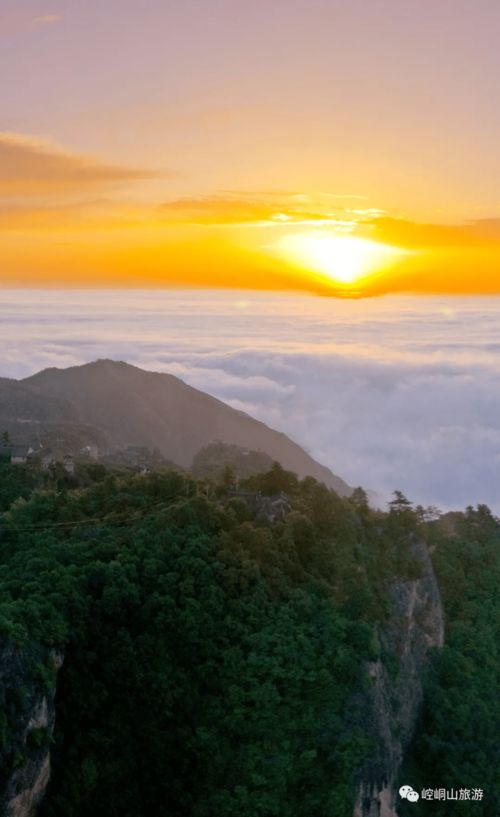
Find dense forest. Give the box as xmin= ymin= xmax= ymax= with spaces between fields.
xmin=0 ymin=458 xmax=498 ymax=816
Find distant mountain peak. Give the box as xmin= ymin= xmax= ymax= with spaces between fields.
xmin=4 ymin=360 xmax=352 ymax=495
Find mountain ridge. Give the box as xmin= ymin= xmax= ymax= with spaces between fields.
xmin=1 ymin=359 xmax=352 ymax=494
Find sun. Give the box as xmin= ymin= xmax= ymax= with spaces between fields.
xmin=274 ymin=232 xmax=407 ymax=286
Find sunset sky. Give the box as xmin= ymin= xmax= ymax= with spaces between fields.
xmin=2 ymin=0 xmax=500 ymax=295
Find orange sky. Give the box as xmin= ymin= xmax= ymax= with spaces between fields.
xmin=2 ymin=2 xmax=500 ymax=296
xmin=2 ymin=140 xmax=500 ymax=297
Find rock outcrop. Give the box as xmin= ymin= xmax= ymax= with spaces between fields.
xmin=0 ymin=536 xmax=444 ymax=817
xmin=353 ymin=538 xmax=444 ymax=817
xmin=0 ymin=641 xmax=63 ymax=817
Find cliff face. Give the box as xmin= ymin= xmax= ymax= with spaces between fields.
xmin=0 ymin=539 xmax=443 ymax=817
xmin=353 ymin=539 xmax=444 ymax=817
xmin=0 ymin=641 xmax=63 ymax=817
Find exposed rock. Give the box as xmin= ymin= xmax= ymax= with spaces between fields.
xmin=6 ymin=754 xmax=51 ymax=817
xmin=0 ymin=641 xmax=63 ymax=817
xmin=229 ymin=489 xmax=293 ymax=523
xmin=353 ymin=538 xmax=444 ymax=817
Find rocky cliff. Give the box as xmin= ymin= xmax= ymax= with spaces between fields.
xmin=0 ymin=641 xmax=63 ymax=817
xmin=0 ymin=535 xmax=444 ymax=817
xmin=353 ymin=538 xmax=444 ymax=817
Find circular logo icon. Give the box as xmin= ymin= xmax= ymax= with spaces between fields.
xmin=399 ymin=785 xmax=419 ymax=802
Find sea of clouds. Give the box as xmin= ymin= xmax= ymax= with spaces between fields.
xmin=1 ymin=288 xmax=500 ymax=512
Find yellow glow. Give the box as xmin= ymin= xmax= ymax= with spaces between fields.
xmin=274 ymin=233 xmax=408 ymax=285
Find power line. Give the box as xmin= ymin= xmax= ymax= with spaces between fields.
xmin=0 ymin=492 xmax=191 ymax=536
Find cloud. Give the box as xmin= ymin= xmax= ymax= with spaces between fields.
xmin=161 ymin=194 xmax=275 ymax=224
xmin=33 ymin=15 xmax=61 ymax=26
xmin=0 ymin=132 xmax=159 ymax=195
xmin=159 ymin=192 xmax=356 ymax=227
xmin=0 ymin=12 xmax=61 ymax=35
xmin=362 ymin=216 xmax=500 ymax=248
xmin=160 ymin=195 xmax=500 ymax=253
xmin=4 ymin=167 xmax=500 ymax=297
xmin=0 ymin=200 xmax=150 ymax=231
xmin=1 ymin=290 xmax=500 ymax=512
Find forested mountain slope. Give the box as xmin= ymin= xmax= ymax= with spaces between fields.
xmin=0 ymin=461 xmax=498 ymax=816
